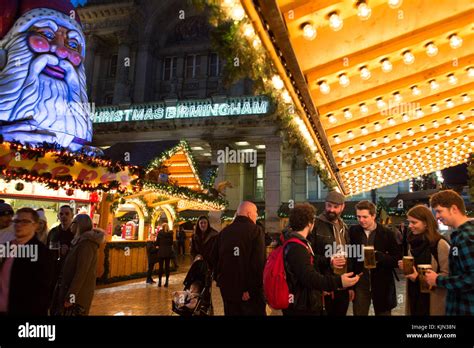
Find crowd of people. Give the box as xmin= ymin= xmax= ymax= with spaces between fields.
xmin=0 ymin=188 xmax=472 ymax=317
xmin=0 ymin=202 xmax=104 ymax=316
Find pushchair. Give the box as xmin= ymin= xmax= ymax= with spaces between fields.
xmin=172 ymin=258 xmax=213 ymax=316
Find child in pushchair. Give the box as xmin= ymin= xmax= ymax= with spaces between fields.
xmin=172 ymin=256 xmax=213 ymax=316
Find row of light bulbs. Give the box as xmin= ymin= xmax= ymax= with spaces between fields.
xmin=345 ymin=144 xmax=471 ymax=193
xmin=332 ymin=108 xmax=473 ymax=145
xmin=320 ymin=62 xmax=471 ymax=95
xmin=302 ymin=0 xmax=404 ymax=40
xmin=339 ymin=125 xmax=473 ymax=165
xmin=326 ymin=90 xmax=472 ymax=126
xmin=346 ymin=152 xmax=470 ymax=190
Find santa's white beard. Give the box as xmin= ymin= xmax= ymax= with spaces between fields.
xmin=0 ymin=33 xmax=92 ymax=149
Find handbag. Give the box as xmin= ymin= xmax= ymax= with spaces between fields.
xmin=61 ymin=303 xmax=85 ymax=316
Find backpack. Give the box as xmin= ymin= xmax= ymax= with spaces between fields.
xmin=263 ymin=237 xmax=313 ymax=310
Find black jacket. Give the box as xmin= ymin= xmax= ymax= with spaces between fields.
xmin=283 ymin=232 xmax=343 ymax=316
xmin=6 ymin=235 xmax=53 ymax=315
xmin=349 ymin=224 xmax=401 ymax=312
xmin=214 ymin=216 xmax=265 ymax=301
xmin=156 ymin=231 xmax=174 ymax=258
xmin=146 ymin=241 xmax=159 ymax=264
xmin=310 ymin=214 xmax=351 ymax=276
xmin=190 ymin=227 xmax=219 ymax=268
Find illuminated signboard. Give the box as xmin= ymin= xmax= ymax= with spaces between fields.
xmin=92 ymin=96 xmax=270 ymax=123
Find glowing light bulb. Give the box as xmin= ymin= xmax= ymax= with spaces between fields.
xmin=374 ymin=123 xmax=382 ymax=131
xmin=420 ymin=124 xmax=427 ymax=132
xmin=357 ymin=1 xmax=372 ymax=20
xmin=384 ymin=136 xmax=390 ymax=144
xmin=303 ymin=23 xmax=317 ymax=40
xmin=319 ymin=81 xmax=330 ymax=94
xmin=446 ymin=99 xmax=454 ymax=108
xmin=445 ymin=116 xmax=452 ymax=124
xmin=429 ymin=79 xmax=439 ymax=90
xmin=347 ymin=131 xmax=354 ymax=139
xmin=433 ymin=120 xmax=439 ymax=128
xmin=243 ymin=24 xmax=255 ymax=38
xmin=231 ymin=6 xmax=245 ymax=21
xmin=272 ymin=75 xmax=284 ymax=89
xmin=360 ymin=103 xmax=369 ymax=114
xmin=381 ymin=58 xmax=392 ymax=72
xmin=388 ymin=0 xmax=403 ymax=9
xmin=334 ymin=136 xmax=341 ymax=144
xmin=458 ymin=112 xmax=465 ymax=121
xmin=339 ymin=73 xmax=350 ymax=87
xmin=411 ymin=86 xmax=421 ymax=96
xmin=449 ymin=34 xmax=462 ymax=49
xmin=425 ymin=42 xmax=438 ymax=57
xmin=371 ymin=139 xmax=378 ymax=147
xmin=328 ymin=12 xmax=343 ymax=31
xmin=468 ymin=67 xmax=474 ymax=78
xmin=434 ymin=133 xmax=440 ymax=140
xmin=415 ymin=108 xmax=424 ymax=118
xmin=361 ymin=126 xmax=368 ymax=135
xmin=343 ymin=108 xmax=353 ymax=119
xmin=431 ymin=104 xmax=440 ymax=113
xmin=395 ymin=132 xmax=402 ymax=140
xmin=403 ymin=50 xmax=415 ymax=65
xmin=393 ymin=92 xmax=402 ymax=103
xmin=328 ymin=113 xmax=337 ymax=123
xmin=360 ymin=143 xmax=367 ymax=151
xmin=360 ymin=66 xmax=371 ymax=80
xmin=349 ymin=147 xmax=355 ymax=154
xmin=407 ymin=128 xmax=414 ymax=136
xmin=447 ymin=74 xmax=458 ymax=85
xmin=282 ymin=90 xmax=291 ymax=103
xmin=376 ymin=98 xmax=386 ymax=109
xmin=402 ymin=113 xmax=410 ymax=122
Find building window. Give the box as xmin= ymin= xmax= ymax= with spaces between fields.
xmin=185 ymin=54 xmax=201 ymax=78
xmin=255 ymin=163 xmax=264 ymax=201
xmin=208 ymin=53 xmax=221 ymax=77
xmin=108 ymin=55 xmax=118 ymax=78
xmin=306 ymin=167 xmax=329 ymax=201
xmin=163 ymin=57 xmax=178 ymax=81
xmin=104 ymin=94 xmax=114 ymax=105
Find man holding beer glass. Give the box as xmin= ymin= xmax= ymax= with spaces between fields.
xmin=425 ymin=190 xmax=474 ymax=315
xmin=310 ymin=191 xmax=353 ymax=316
xmin=349 ymin=201 xmax=401 ymax=315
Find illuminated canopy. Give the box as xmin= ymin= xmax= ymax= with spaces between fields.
xmin=238 ymin=0 xmax=473 ymax=195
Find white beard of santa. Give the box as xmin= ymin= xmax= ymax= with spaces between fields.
xmin=0 ymin=8 xmax=92 ymax=151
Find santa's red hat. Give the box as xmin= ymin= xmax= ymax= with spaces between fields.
xmin=0 ymin=0 xmax=82 ymax=40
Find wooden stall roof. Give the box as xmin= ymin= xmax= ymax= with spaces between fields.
xmin=241 ymin=0 xmax=474 ymax=195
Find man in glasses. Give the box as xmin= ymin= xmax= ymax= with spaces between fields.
xmin=0 ymin=208 xmax=52 ymax=315
xmin=0 ymin=200 xmax=15 ymax=244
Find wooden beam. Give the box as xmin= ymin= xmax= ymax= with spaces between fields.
xmin=279 ymin=0 xmax=342 ymax=22
xmin=315 ymin=54 xmax=474 ymax=115
xmin=305 ymin=9 xmax=474 ymax=81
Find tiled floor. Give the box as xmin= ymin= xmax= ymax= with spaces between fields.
xmin=89 ymin=257 xmax=407 ymax=316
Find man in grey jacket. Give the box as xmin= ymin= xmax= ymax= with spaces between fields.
xmin=310 ymin=191 xmax=353 ymax=315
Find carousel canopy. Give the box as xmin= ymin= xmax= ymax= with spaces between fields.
xmin=238 ymin=0 xmax=473 ymax=195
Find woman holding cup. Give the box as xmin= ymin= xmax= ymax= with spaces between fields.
xmin=398 ymin=205 xmax=450 ymax=315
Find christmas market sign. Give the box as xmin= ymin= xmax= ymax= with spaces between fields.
xmin=92 ymin=96 xmax=270 ymax=123
xmin=0 ymin=142 xmax=139 ymax=192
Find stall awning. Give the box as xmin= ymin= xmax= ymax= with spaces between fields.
xmin=238 ymin=0 xmax=473 ymax=195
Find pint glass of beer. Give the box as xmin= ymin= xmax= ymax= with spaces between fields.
xmin=418 ymin=264 xmax=433 ymax=293
xmin=403 ymin=256 xmax=414 ymax=275
xmin=363 ymin=246 xmax=376 ymax=269
xmin=332 ymin=252 xmax=347 ymax=275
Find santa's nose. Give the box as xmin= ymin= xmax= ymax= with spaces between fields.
xmin=51 ymin=45 xmax=69 ymax=59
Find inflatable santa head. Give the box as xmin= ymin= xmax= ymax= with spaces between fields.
xmin=0 ymin=0 xmax=92 ymax=151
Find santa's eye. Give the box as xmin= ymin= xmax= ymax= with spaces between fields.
xmin=68 ymin=40 xmax=78 ymax=49
xmin=41 ymin=30 xmax=55 ymax=40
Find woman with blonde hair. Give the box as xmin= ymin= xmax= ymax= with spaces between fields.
xmin=398 ymin=205 xmax=450 ymax=315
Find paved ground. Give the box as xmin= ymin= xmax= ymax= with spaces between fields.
xmin=89 ymin=256 xmax=407 ymax=316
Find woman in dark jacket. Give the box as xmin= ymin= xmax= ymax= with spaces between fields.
xmin=54 ymin=214 xmax=105 ymax=315
xmin=156 ymin=223 xmax=173 ymax=287
xmin=190 ymin=216 xmax=218 ymax=270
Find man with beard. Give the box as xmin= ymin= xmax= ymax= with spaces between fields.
xmin=0 ymin=0 xmax=92 ymax=151
xmin=310 ymin=191 xmax=353 ymax=315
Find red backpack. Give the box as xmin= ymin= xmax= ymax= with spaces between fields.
xmin=263 ymin=237 xmax=313 ymax=310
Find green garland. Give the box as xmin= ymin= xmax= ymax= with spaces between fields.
xmin=192 ymin=1 xmax=337 ymax=189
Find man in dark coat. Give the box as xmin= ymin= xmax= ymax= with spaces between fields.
xmin=350 ymin=200 xmax=401 ymax=316
xmin=214 ymin=201 xmax=266 ymax=315
xmin=0 ymin=208 xmax=52 ymax=315
xmin=310 ymin=191 xmax=353 ymax=316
